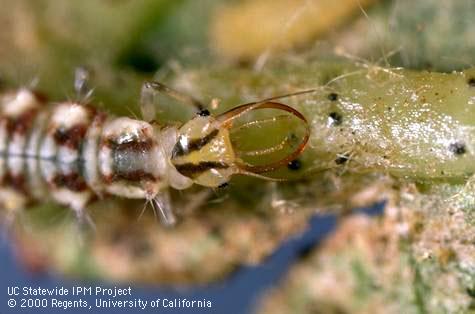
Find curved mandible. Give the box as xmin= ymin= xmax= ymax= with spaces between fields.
xmin=216 ymin=101 xmax=310 ymax=174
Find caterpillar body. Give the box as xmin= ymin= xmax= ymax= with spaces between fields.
xmin=0 ymin=83 xmax=310 ymax=227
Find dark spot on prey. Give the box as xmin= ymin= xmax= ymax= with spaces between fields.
xmin=329 ymin=112 xmax=343 ymax=126
xmin=467 ymin=286 xmax=475 ymax=298
xmin=327 ymin=92 xmax=339 ymax=101
xmin=449 ymin=142 xmax=467 ymax=155
xmin=198 ymin=109 xmax=210 ymax=116
xmin=218 ymin=182 xmax=229 ymax=189
xmin=335 ymin=155 xmax=349 ymax=165
xmin=287 ymin=159 xmax=302 ymax=171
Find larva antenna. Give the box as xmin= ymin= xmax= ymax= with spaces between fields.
xmin=216 ymin=101 xmax=310 ymax=174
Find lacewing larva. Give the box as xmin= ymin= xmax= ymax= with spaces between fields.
xmin=0 ymin=77 xmax=310 ymax=228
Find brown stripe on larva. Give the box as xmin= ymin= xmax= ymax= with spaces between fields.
xmin=3 ymin=173 xmax=27 ymax=193
xmin=111 ymin=140 xmax=157 ymax=182
xmin=52 ymin=173 xmax=88 ymax=192
xmin=174 ymin=161 xmax=229 ymax=178
xmin=52 ymin=104 xmax=96 ymax=148
xmin=30 ymin=90 xmax=48 ymax=103
xmin=107 ymin=138 xmax=155 ymax=151
xmin=53 ymin=124 xmax=89 ymax=149
xmin=111 ymin=170 xmax=157 ymax=182
xmin=0 ymin=93 xmax=112 ymax=212
xmin=172 ymin=129 xmax=219 ymax=158
xmin=5 ymin=108 xmax=39 ymax=135
xmin=81 ymin=111 xmax=107 ymax=194
xmin=2 ymin=90 xmax=45 ymax=135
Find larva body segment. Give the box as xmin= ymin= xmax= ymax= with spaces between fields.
xmin=0 ymin=89 xmax=178 ymax=221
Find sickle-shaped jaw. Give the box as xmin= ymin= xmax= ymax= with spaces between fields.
xmin=170 ymin=101 xmax=310 ymax=186
xmin=217 ymin=101 xmax=310 ymax=175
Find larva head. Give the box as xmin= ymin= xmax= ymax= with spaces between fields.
xmin=170 ymin=113 xmax=237 ymax=187
xmin=170 ymin=102 xmax=310 ymax=187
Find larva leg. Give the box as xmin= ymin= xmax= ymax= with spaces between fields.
xmin=140 ymin=81 xmax=206 ymax=122
xmin=150 ymin=190 xmax=176 ymax=227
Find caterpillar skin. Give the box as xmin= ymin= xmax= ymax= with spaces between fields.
xmin=0 ymin=88 xmax=194 ymax=222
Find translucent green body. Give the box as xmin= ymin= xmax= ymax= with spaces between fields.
xmin=306 ymin=67 xmax=475 ymax=181
xmin=173 ymin=62 xmax=475 ymax=183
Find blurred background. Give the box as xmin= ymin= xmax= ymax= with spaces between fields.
xmin=1 ymin=0 xmax=475 ymax=313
